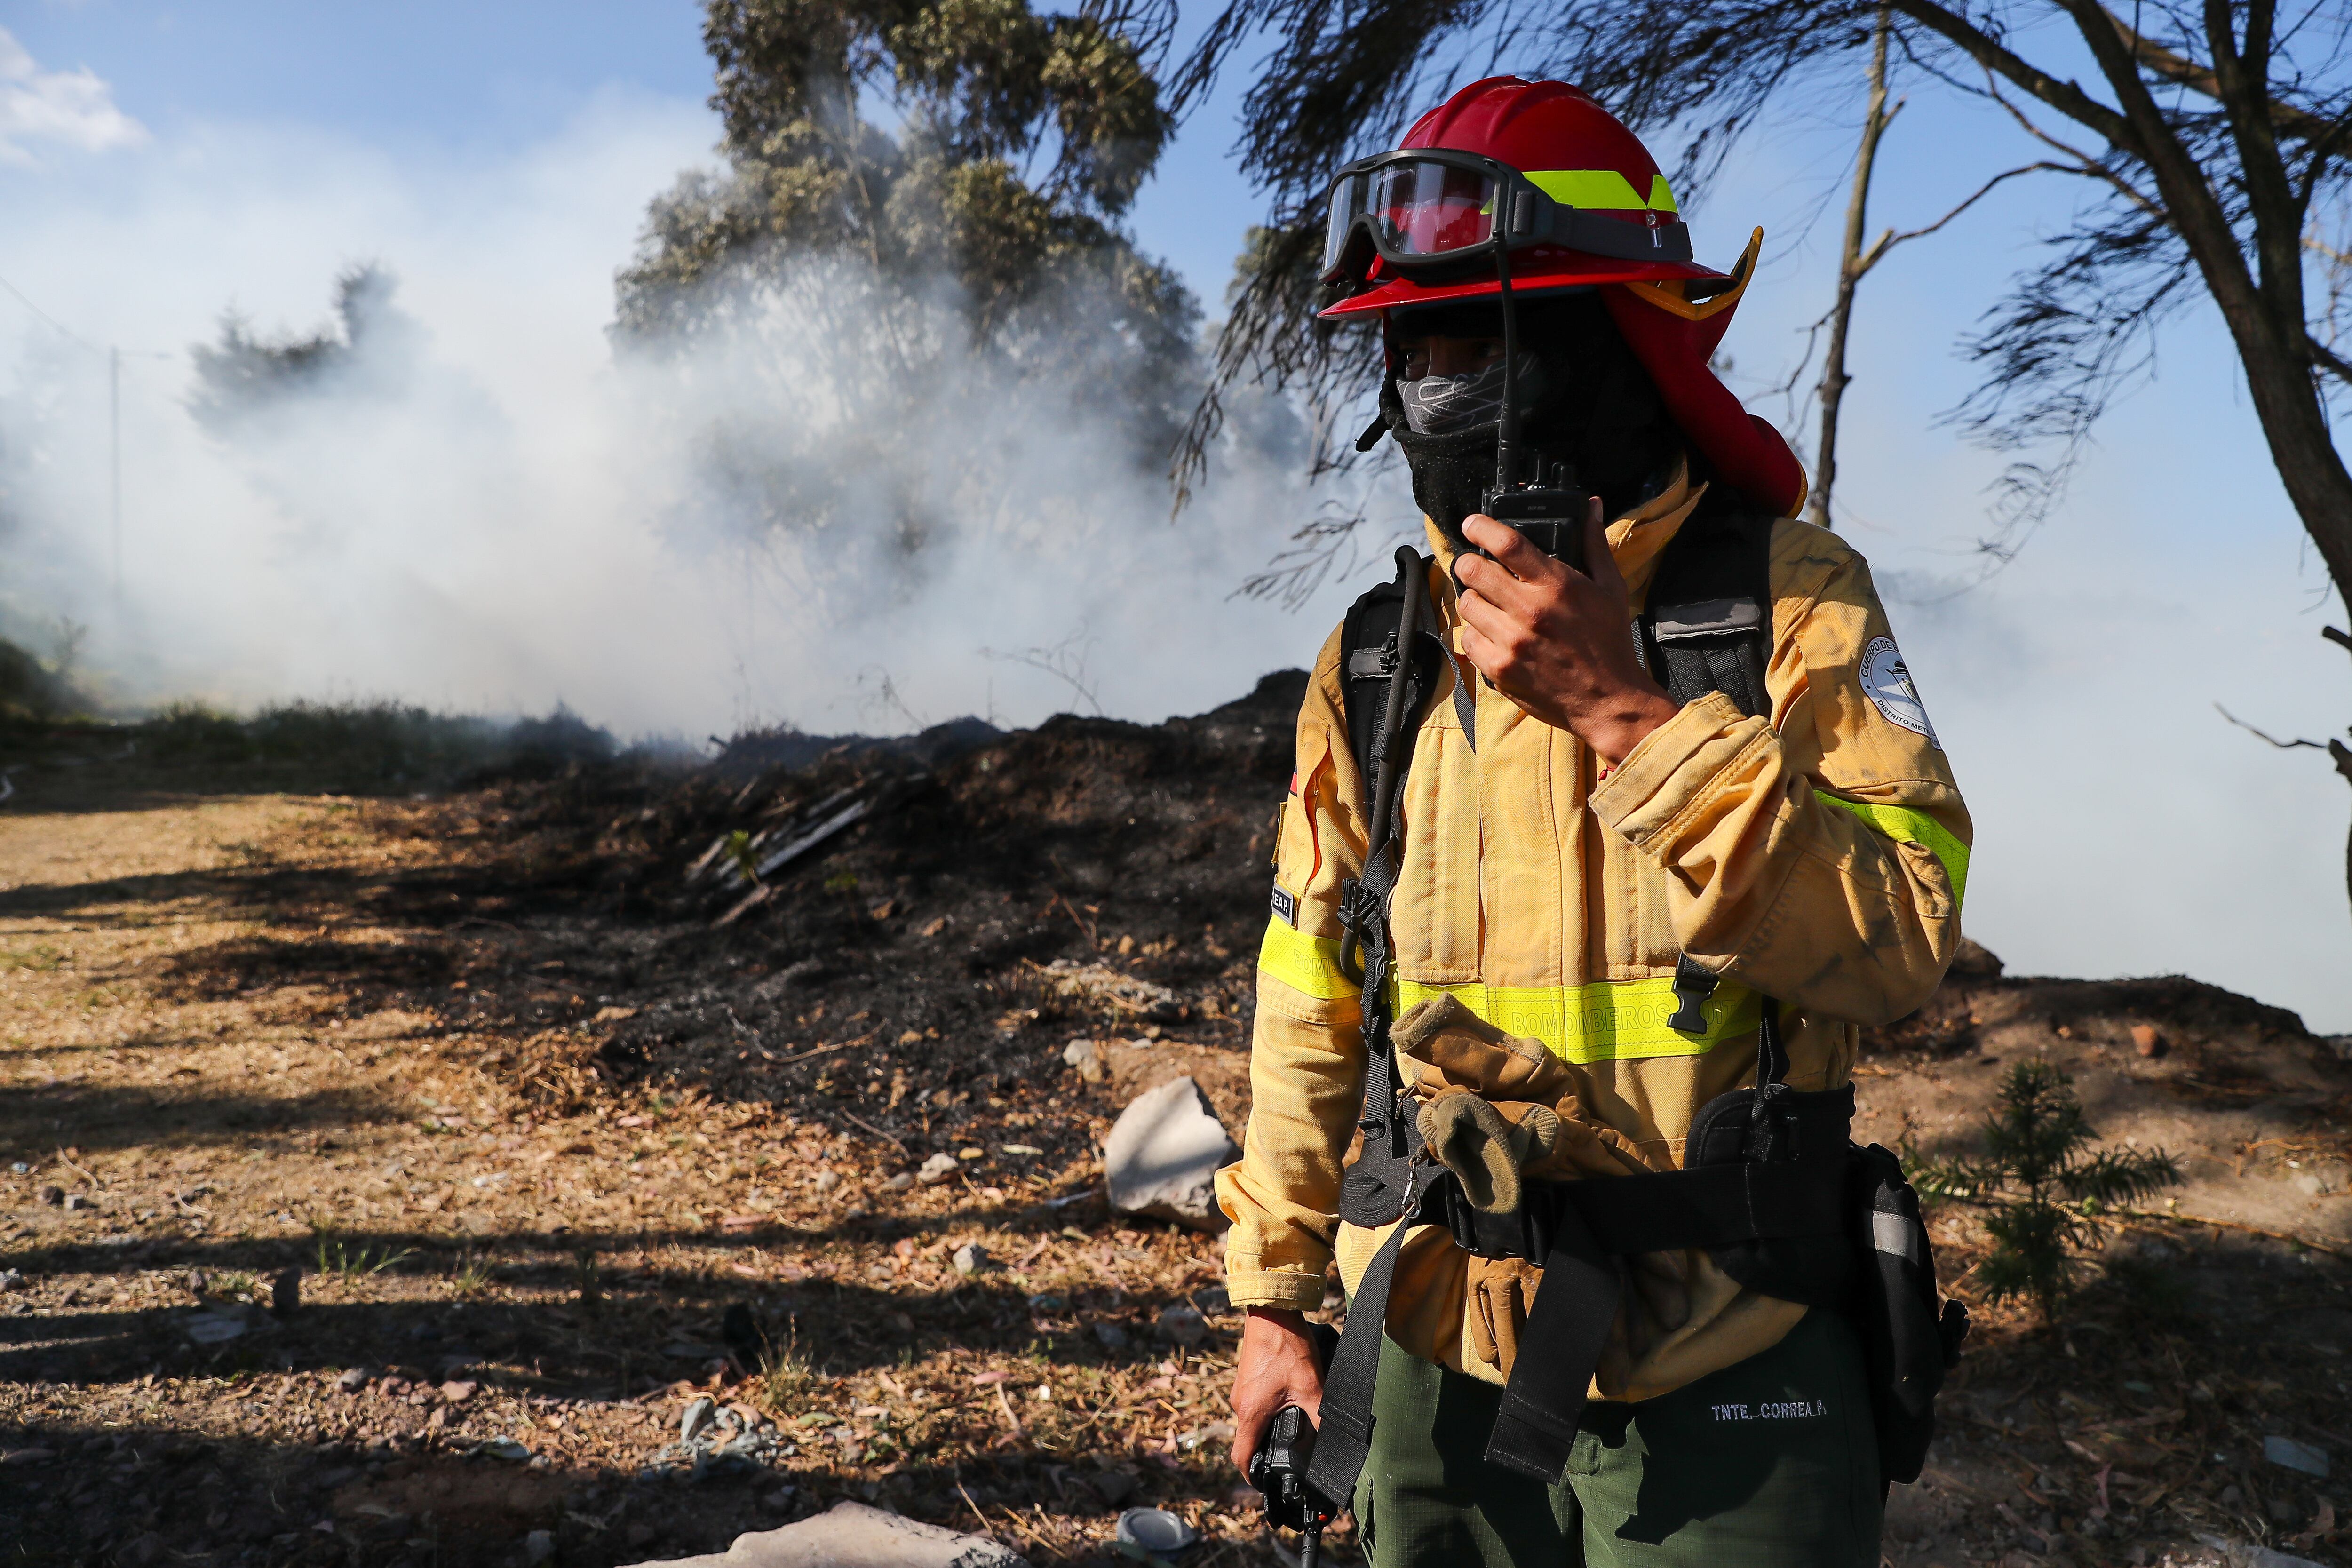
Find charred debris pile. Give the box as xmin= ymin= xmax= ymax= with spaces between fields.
xmin=427 ymin=671 xmax=1311 ymax=1153
xmin=343 ymin=666 xmax=2350 ymax=1195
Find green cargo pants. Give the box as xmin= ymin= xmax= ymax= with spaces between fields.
xmin=1350 ymin=1309 xmax=1883 ymax=1568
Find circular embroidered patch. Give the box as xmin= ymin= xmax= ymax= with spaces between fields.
xmin=1859 ymin=635 xmax=1940 ymax=749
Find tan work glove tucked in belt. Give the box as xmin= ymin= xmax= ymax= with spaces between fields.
xmin=1385 ymin=995 xmax=1662 ymax=1380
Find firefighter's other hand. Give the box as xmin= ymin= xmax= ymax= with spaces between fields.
xmin=1231 ymin=1306 xmax=1324 ymax=1475
xmin=1456 ymin=498 xmax=1680 ymax=764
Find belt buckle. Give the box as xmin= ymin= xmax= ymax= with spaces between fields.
xmin=1467 ymin=1202 xmax=1528 ymax=1261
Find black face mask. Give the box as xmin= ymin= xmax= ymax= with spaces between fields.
xmin=1383 ymin=293 xmax=1682 ymax=535
xmin=1383 ymin=374 xmax=1501 ymax=549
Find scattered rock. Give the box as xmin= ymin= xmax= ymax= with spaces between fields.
xmin=1062 ymin=1040 xmax=1106 ymax=1084
xmin=2264 ymin=1433 xmax=2331 ymax=1478
xmin=1088 ymin=1470 xmax=1138 ymax=1508
xmin=1154 ymin=1304 xmax=1208 ymax=1347
xmin=36 ymin=1185 xmax=61 ymax=1206
xmin=952 ymin=1243 xmax=991 ymax=1275
xmin=479 ymin=1438 xmax=532 ymax=1462
xmin=271 ymin=1268 xmax=301 ymax=1315
xmin=812 ymin=1170 xmax=841 ymax=1194
xmin=763 ymin=1485 xmax=798 ymax=1512
xmin=522 ymin=1528 xmax=557 ymax=1565
xmin=1093 ymin=1321 xmax=1129 ymax=1351
xmin=681 ymin=1396 xmax=717 ymax=1442
xmin=610 ymin=1499 xmax=1025 ymax=1568
xmin=917 ymin=1153 xmax=961 ymax=1185
xmin=335 ymin=1367 xmax=373 ymax=1393
xmin=1103 ymin=1077 xmax=1239 ymax=1232
xmin=0 ymin=1269 xmax=23 ymax=1291
xmin=885 ymin=1173 xmax=914 ymax=1192
xmin=63 ymin=1193 xmax=88 ymax=1211
xmin=1193 ymin=1285 xmax=1230 ymax=1313
xmin=439 ymin=1380 xmax=478 ymax=1405
xmin=0 ymin=1448 xmax=56 ymax=1467
xmin=2130 ymin=1022 xmax=2164 ymax=1057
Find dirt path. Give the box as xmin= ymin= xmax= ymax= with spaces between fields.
xmin=0 ymin=785 xmax=1243 ymax=1568
xmin=0 ymin=749 xmax=2347 ymax=1568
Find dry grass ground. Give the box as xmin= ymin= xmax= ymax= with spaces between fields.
xmin=0 ymin=701 xmax=2346 ymax=1568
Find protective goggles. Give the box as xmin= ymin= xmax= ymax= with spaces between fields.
xmin=1318 ymin=148 xmax=1693 ymax=292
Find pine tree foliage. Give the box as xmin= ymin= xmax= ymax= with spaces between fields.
xmin=1909 ymin=1059 xmax=2181 ymax=1322
xmin=190 ymin=266 xmax=412 ymax=433
xmin=613 ymin=0 xmax=1196 ymax=390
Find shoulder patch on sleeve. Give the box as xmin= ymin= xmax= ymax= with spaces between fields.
xmin=1860 ymin=635 xmax=1940 ymax=750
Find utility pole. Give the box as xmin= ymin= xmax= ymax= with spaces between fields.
xmin=110 ymin=344 xmax=123 ymax=608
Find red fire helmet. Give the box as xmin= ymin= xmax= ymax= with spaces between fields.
xmin=1322 ymin=76 xmax=1806 ymax=517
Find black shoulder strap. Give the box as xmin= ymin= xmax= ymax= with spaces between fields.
xmin=1638 ymin=500 xmax=1776 ymax=720
xmin=1330 ymin=551 xmax=1446 ymax=1231
xmin=1336 ymin=562 xmax=1441 ymax=813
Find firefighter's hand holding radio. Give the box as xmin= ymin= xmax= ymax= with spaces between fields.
xmin=1455 ymin=501 xmax=1678 ymax=765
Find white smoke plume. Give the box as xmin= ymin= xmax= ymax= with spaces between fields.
xmin=0 ymin=93 xmax=1381 ymax=744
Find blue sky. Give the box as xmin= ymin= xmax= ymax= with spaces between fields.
xmin=3 ymin=2 xmax=2349 ymax=1029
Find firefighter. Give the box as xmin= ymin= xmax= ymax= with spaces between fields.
xmin=1220 ymin=77 xmax=1971 ymax=1567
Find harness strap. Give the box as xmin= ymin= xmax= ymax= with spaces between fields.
xmin=1303 ymin=1198 xmax=1418 ymax=1507
xmin=1483 ymin=1198 xmax=1619 ymax=1480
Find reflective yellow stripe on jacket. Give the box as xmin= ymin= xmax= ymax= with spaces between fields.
xmin=1257 ymin=920 xmax=1359 ymax=1001
xmin=1259 ymin=920 xmax=1764 ymax=1063
xmin=1818 ymin=792 xmax=1970 ymax=909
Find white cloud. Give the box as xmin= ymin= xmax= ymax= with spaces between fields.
xmin=0 ymin=25 xmax=147 ymax=165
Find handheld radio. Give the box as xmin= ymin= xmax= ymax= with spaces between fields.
xmin=1473 ymin=249 xmax=1589 ymax=573
xmin=1245 ymin=1323 xmax=1341 ymax=1568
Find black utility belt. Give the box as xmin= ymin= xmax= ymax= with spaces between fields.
xmin=1414 ymin=1154 xmax=1852 ymax=1264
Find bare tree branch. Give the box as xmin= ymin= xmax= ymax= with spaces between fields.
xmin=1980 ymin=77 xmax=2170 ymax=217
xmin=1884 ymin=0 xmax=2143 ymax=151
xmin=1868 ymin=160 xmax=2077 ymax=265
xmin=2099 ymin=3 xmax=2337 ymax=141
xmin=2215 ymin=701 xmax=2328 ymax=748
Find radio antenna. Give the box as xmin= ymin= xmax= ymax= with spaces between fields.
xmin=1493 ymin=233 xmax=1520 ymax=495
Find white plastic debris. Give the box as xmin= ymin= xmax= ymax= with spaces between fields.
xmin=1116 ymin=1509 xmax=1200 ymax=1556
xmin=611 ymin=1499 xmax=1026 ymax=1568
xmin=185 ymin=1308 xmax=250 ymax=1345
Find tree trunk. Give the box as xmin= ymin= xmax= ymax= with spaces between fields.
xmin=2236 ymin=341 xmax=2352 ymax=606
xmin=1808 ymin=8 xmax=1896 ymax=531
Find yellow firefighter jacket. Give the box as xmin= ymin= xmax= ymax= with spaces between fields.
xmin=1216 ymin=465 xmax=1971 ymax=1403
